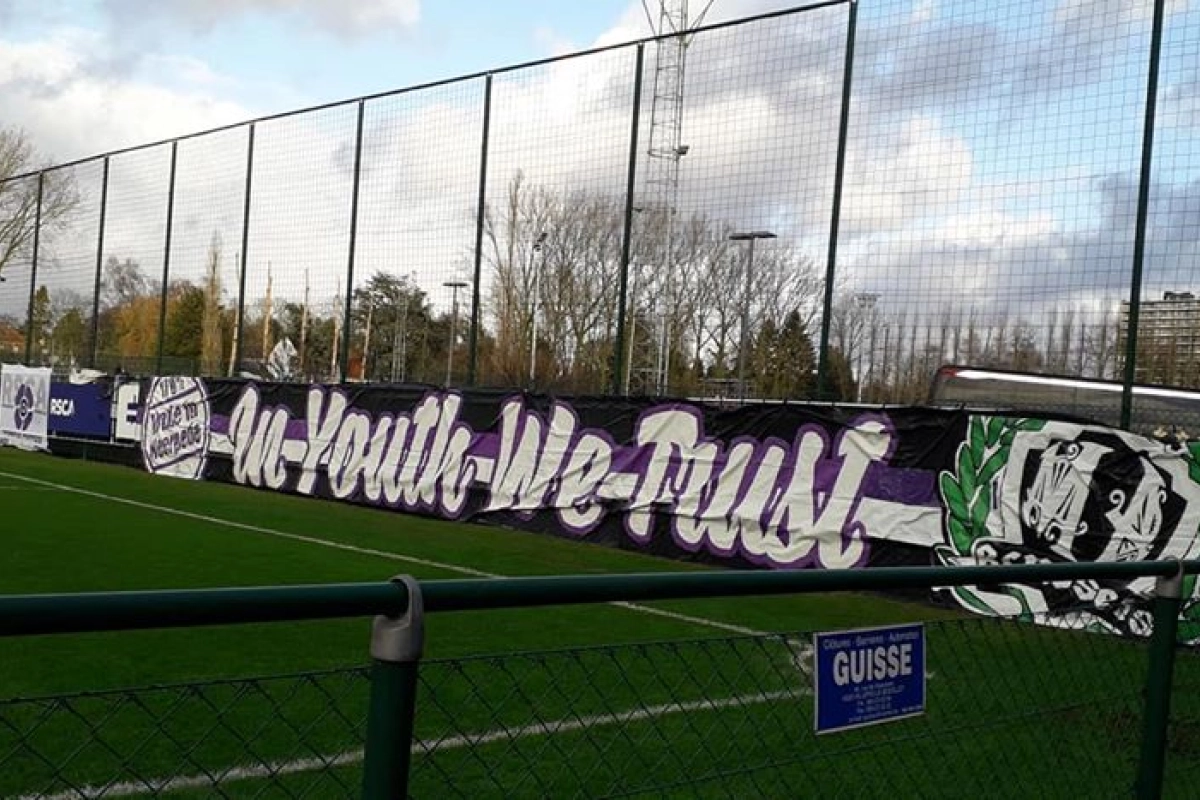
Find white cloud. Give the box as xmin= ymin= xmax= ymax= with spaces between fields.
xmin=532 ymin=25 xmax=576 ymax=59
xmin=5 ymin=0 xmax=1196 ymax=348
xmin=1054 ymin=0 xmax=1189 ymax=28
xmin=910 ymin=0 xmax=938 ymax=25
xmin=97 ymin=0 xmax=421 ymax=38
xmin=0 ymin=23 xmax=261 ymax=319
xmin=0 ymin=28 xmax=252 ymax=162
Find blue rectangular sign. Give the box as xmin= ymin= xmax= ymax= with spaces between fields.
xmin=814 ymin=622 xmax=925 ymax=734
xmin=48 ymin=382 xmax=112 ymax=438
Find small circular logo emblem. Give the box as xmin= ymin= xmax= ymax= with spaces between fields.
xmin=13 ymin=383 xmax=34 ymax=431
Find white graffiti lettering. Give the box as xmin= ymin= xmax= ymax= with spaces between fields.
xmin=212 ymin=385 xmax=894 ymax=567
xmin=229 ymin=386 xmax=289 ymax=489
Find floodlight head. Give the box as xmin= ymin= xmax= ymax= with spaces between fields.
xmin=729 ymin=230 xmax=777 ymax=242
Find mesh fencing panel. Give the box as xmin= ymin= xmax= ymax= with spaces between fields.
xmin=95 ymin=145 xmax=173 ymax=374
xmin=410 ymin=613 xmax=1154 ymax=799
xmin=658 ymin=6 xmax=848 ymax=401
xmin=1167 ymin=639 xmax=1200 ymax=796
xmin=31 ymin=160 xmax=105 ymax=373
xmin=842 ymin=0 xmax=1149 ymax=404
xmin=0 ymin=668 xmax=369 ymax=799
xmin=5 ymin=2 xmax=1200 ymax=414
xmin=0 ymin=604 xmax=1187 ymax=798
xmin=0 ymin=173 xmax=38 ymax=363
xmin=483 ymin=48 xmax=637 ymax=394
xmin=246 ymin=107 xmax=358 ymax=382
xmin=164 ymin=127 xmax=252 ymax=379
xmin=1132 ymin=2 xmax=1200 ymax=435
xmin=356 ymin=79 xmax=485 ymax=387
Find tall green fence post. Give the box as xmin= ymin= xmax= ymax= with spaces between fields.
xmin=155 ymin=140 xmax=179 ymax=375
xmin=23 ymin=172 xmax=44 ymax=366
xmin=233 ymin=123 xmax=255 ymax=377
xmin=362 ymin=575 xmax=423 ymax=800
xmin=1121 ymin=0 xmax=1167 ymax=430
xmin=611 ymin=42 xmax=644 ymax=396
xmin=88 ymin=156 xmax=110 ymax=370
xmin=467 ymin=74 xmax=493 ymax=388
xmin=1136 ymin=561 xmax=1183 ymax=799
xmin=340 ymin=100 xmax=366 ymax=384
xmin=815 ymin=0 xmax=857 ymax=400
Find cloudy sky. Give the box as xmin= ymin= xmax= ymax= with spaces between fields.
xmin=0 ymin=0 xmax=661 ymax=161
xmin=2 ymin=0 xmax=1199 ymax=340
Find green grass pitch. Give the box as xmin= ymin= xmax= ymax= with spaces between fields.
xmin=0 ymin=446 xmax=1196 ymax=798
xmin=0 ymin=446 xmax=950 ymax=693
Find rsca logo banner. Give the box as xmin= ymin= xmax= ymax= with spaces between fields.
xmin=47 ymin=383 xmax=113 ymax=439
xmin=0 ymin=365 xmax=51 ymax=451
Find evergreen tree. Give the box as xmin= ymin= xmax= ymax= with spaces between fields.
xmin=26 ymin=285 xmax=51 ymax=360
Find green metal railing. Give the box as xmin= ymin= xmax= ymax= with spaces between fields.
xmin=0 ymin=560 xmax=1194 ymax=798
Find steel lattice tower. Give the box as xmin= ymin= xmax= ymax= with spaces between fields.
xmin=631 ymin=0 xmax=714 ymax=395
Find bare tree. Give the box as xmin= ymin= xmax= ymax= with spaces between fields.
xmin=483 ymin=175 xmax=826 ymax=395
xmin=0 ymin=128 xmax=78 ymax=281
xmin=642 ymin=215 xmax=822 ymax=395
xmin=685 ymin=235 xmax=741 ymax=379
xmin=536 ymin=190 xmax=623 ymax=387
xmin=201 ymin=233 xmax=225 ymax=376
xmin=1087 ymin=306 xmax=1119 ymax=379
xmin=828 ymin=291 xmax=884 ymax=398
xmin=483 ymin=172 xmax=555 ymax=386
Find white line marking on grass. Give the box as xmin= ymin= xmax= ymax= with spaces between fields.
xmin=0 ymin=470 xmax=495 ymax=577
xmin=418 ymin=688 xmax=804 ymax=750
xmin=12 ymin=751 xmax=361 ymax=800
xmin=607 ymin=601 xmax=766 ymax=637
xmin=0 ymin=471 xmax=768 ymax=637
xmin=19 ymin=688 xmax=804 ymax=800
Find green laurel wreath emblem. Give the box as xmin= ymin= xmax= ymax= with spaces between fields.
xmin=938 ymin=418 xmax=1200 ymax=641
xmin=1180 ymin=442 xmax=1200 ymax=642
xmin=939 ymin=415 xmax=1045 ymax=556
xmin=1187 ymin=442 xmax=1200 ymax=487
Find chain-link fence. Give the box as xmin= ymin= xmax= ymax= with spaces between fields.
xmin=410 ymin=618 xmax=1162 ymax=799
xmin=0 ymin=562 xmax=1195 ymax=798
xmin=2 ymin=1 xmax=1199 ymax=420
xmin=0 ymin=615 xmax=1178 ymax=799
xmin=0 ymin=668 xmax=370 ymax=798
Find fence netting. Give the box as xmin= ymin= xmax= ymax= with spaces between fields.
xmin=4 ymin=1 xmax=1199 ymax=406
xmin=1 ymin=607 xmax=1184 ymax=798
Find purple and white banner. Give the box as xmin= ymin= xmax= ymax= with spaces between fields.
xmin=0 ymin=364 xmax=50 ymax=451
xmin=135 ymin=377 xmax=1200 ymax=640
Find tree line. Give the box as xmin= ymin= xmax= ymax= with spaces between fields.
xmin=0 ymin=126 xmax=1187 ymax=399
xmin=17 ymin=236 xmax=456 ymax=383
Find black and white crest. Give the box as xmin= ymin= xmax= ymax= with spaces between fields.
xmin=938 ymin=418 xmax=1200 ymax=638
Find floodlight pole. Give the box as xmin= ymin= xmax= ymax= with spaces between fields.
xmin=730 ymin=231 xmax=776 ymax=402
xmin=443 ymin=281 xmax=468 ymax=387
xmin=391 ymin=275 xmax=414 ymax=384
xmin=528 ymin=232 xmax=547 ymax=388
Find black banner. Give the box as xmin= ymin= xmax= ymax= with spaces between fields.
xmin=133 ymin=377 xmax=1200 ymax=639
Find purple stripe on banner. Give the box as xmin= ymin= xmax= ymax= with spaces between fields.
xmin=285 ymin=418 xmax=307 ymax=440
xmin=862 ymin=464 xmax=939 ymax=506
